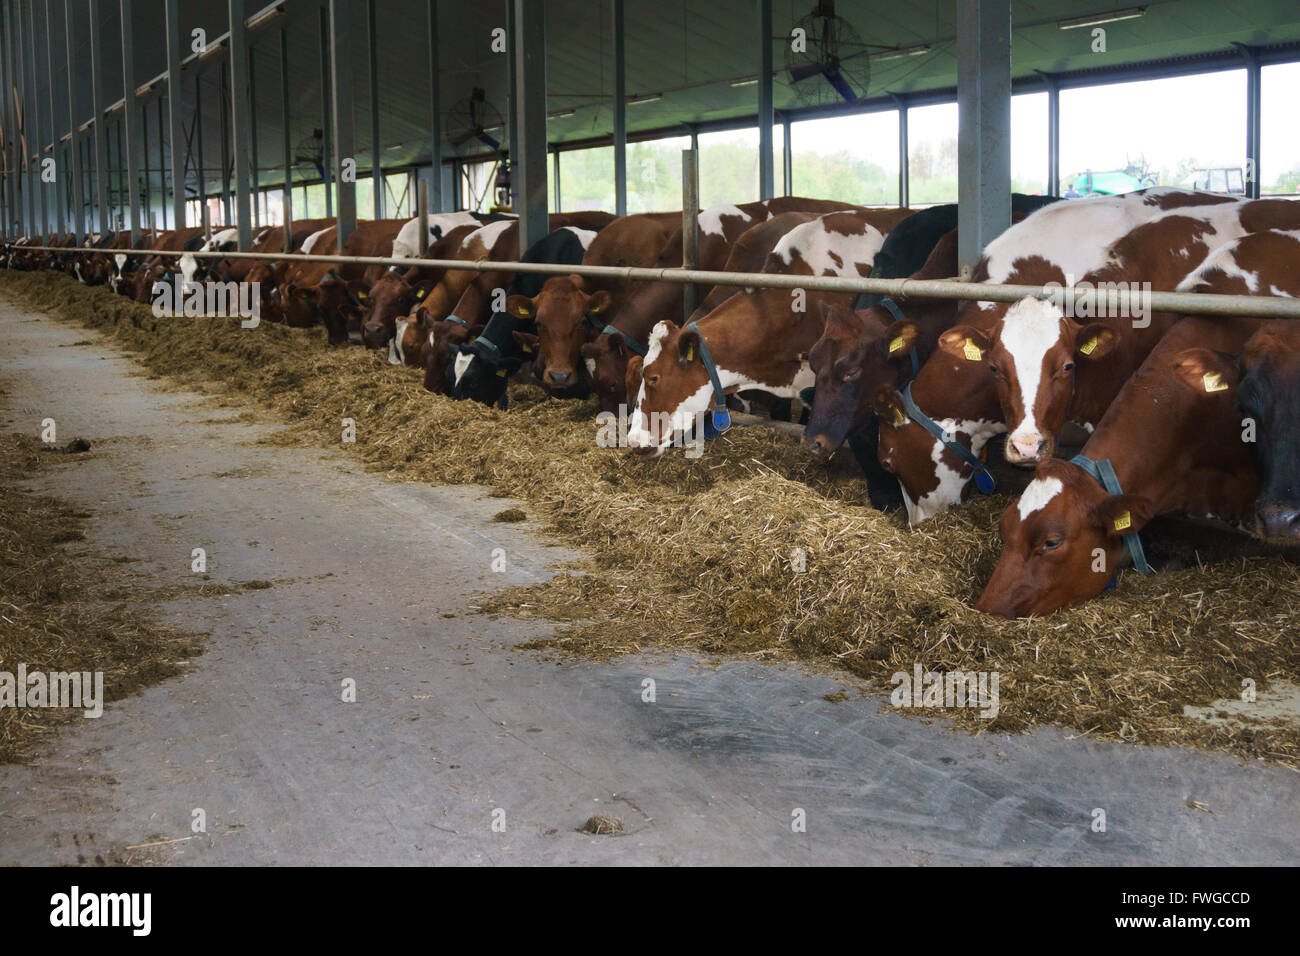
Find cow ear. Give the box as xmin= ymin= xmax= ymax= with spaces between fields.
xmin=579 ymin=341 xmax=599 ymax=360
xmin=882 ymin=320 xmax=920 ymax=360
xmin=414 ymin=305 xmax=434 ymax=327
xmin=586 ymin=290 xmax=611 ymax=315
xmin=1171 ymin=347 xmax=1240 ymax=395
xmin=938 ymin=326 xmax=992 ymax=362
xmin=677 ymin=327 xmax=702 ymax=365
xmin=346 ymin=279 xmax=370 ymax=304
xmin=512 ymin=330 xmax=539 ymax=354
xmin=506 ymin=294 xmax=535 ymax=319
xmin=625 ymin=354 xmax=645 ymax=394
xmin=320 ymin=269 xmax=343 ymax=287
xmin=1074 ymin=323 xmax=1119 ymax=361
xmin=568 ymin=273 xmax=586 ymax=291
xmin=1093 ymin=493 xmax=1154 ymax=540
xmin=873 ymin=387 xmax=909 ymax=428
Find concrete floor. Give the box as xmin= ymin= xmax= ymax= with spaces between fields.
xmin=0 ymin=297 xmax=1296 ymax=866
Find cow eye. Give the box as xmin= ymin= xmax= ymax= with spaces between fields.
xmin=880 ymin=457 xmax=897 ymax=474
xmin=841 ymin=367 xmax=862 ymax=383
xmin=646 ymin=374 xmax=660 ymax=387
xmin=988 ymin=364 xmax=1000 ymax=376
xmin=1039 ymin=536 xmax=1064 ymax=552
xmin=1061 ymin=361 xmax=1075 ymax=373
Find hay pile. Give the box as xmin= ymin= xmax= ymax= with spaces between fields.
xmin=0 ymin=430 xmax=202 ymax=761
xmin=6 ymin=270 xmax=1300 ymax=767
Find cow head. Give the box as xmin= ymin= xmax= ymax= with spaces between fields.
xmin=975 ymin=458 xmax=1154 ymax=618
xmin=872 ymin=345 xmax=1005 ymax=526
xmin=1236 ymin=322 xmax=1300 ymax=544
xmin=449 ymin=339 xmax=524 ymax=407
xmin=509 ymin=274 xmax=610 ymax=394
xmin=625 ymin=320 xmax=718 ymax=455
xmin=950 ymin=297 xmax=1118 ymax=467
xmin=420 ymin=312 xmax=478 ymax=392
xmin=580 ymin=332 xmax=640 ymax=415
xmin=803 ymin=302 xmax=921 ymax=460
xmin=360 ymin=270 xmax=429 ymax=349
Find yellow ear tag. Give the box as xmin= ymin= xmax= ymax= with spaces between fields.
xmin=892 ymin=407 xmax=907 ymax=426
xmin=1203 ymin=371 xmax=1228 ymax=393
xmin=1079 ymin=337 xmax=1099 ymax=356
xmin=522 ymin=342 xmax=532 ymax=353
xmin=686 ymin=344 xmax=694 ymax=361
xmin=888 ymin=336 xmax=905 ymax=354
xmin=962 ymin=338 xmax=982 ymax=362
xmin=358 ymin=290 xmax=368 ymax=301
xmin=518 ymin=306 xmax=531 ymax=317
xmin=496 ymin=369 xmax=508 ymax=377
xmin=415 ymin=288 xmax=426 ymax=298
xmin=1113 ymin=511 xmax=1132 ymax=532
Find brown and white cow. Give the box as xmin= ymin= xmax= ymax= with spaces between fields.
xmin=1177 ymin=228 xmax=1300 ymax=543
xmin=958 ymin=195 xmax=1300 ymax=466
xmin=580 ymin=211 xmax=822 ymax=414
xmin=278 ymin=218 xmax=409 ymax=343
xmin=359 ymin=223 xmax=479 ymax=352
xmin=242 ymin=219 xmax=337 ymax=324
xmin=974 ymin=314 xmax=1263 ymax=618
xmin=625 ymin=211 xmax=887 ymax=453
xmin=131 ymin=227 xmax=209 ymax=303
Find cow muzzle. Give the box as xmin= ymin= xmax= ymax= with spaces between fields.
xmin=1256 ymin=503 xmax=1300 ymax=544
xmin=802 ymin=432 xmax=838 ymax=460
xmin=1006 ymin=431 xmax=1051 ymax=466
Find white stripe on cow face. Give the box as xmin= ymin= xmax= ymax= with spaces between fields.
xmin=999 ymin=297 xmax=1065 ymax=456
xmin=179 ymin=253 xmax=198 ymax=285
xmin=454 ymin=350 xmax=474 ymax=385
xmin=390 ymin=318 xmax=409 ymax=365
xmin=1018 ymin=476 xmax=1063 ymax=521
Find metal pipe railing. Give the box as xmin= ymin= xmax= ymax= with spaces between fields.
xmin=9 ymin=241 xmax=1300 ymax=319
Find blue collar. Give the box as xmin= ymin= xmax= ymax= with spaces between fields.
xmin=444 ymin=314 xmax=468 ymax=329
xmin=599 ymin=323 xmax=646 ymax=357
xmin=899 ymin=382 xmax=996 ymax=494
xmin=684 ymin=320 xmax=731 ymax=433
xmin=1068 ymin=454 xmax=1153 ymax=575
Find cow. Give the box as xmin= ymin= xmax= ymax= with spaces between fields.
xmin=241 ymin=219 xmax=337 ymax=325
xmin=359 ymin=223 xmax=479 ymax=351
xmin=1176 ymin=228 xmax=1300 ymax=543
xmin=277 ymin=218 xmax=409 ymax=343
xmin=949 ymin=195 xmax=1300 ymax=467
xmin=523 ymin=199 xmax=890 ymax=398
xmin=132 ymin=228 xmax=209 ymax=303
xmin=579 ymin=211 xmax=823 ymax=415
xmin=389 ymin=210 xmax=506 ymax=259
xmin=973 ymin=314 xmax=1265 ymax=618
xmin=625 ymin=210 xmax=887 ymax=454
xmin=396 ymin=211 xmax=615 ymax=385
xmin=446 ymin=224 xmax=606 ymax=405
xmin=858 ymin=188 xmax=1255 ymax=524
xmin=101 ymin=230 xmax=158 ymax=293
xmin=74 ymin=231 xmax=122 ymax=284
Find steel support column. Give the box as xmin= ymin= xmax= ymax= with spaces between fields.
xmin=195 ymin=72 xmax=205 ymax=221
xmin=611 ymin=0 xmax=625 ymax=215
xmin=89 ymin=1 xmax=108 ymax=233
xmin=781 ymin=115 xmax=792 ymax=196
xmin=426 ymin=0 xmax=441 ymax=212
xmin=317 ymin=5 xmax=332 ymax=217
xmin=681 ymin=148 xmax=699 ymax=319
xmin=756 ymin=0 xmax=773 ymax=200
xmin=249 ymin=38 xmax=260 ymax=227
xmin=30 ymin=0 xmax=47 ymax=237
xmin=956 ymin=0 xmax=1010 ymax=276
xmin=228 ymin=0 xmax=252 ymax=248
xmin=367 ymin=0 xmax=381 ymax=218
xmin=163 ymin=0 xmax=185 ymax=229
xmin=119 ymin=0 xmax=140 ymax=241
xmin=2 ymin=0 xmax=18 ymax=235
xmin=280 ymin=26 xmax=290 ymax=221
xmin=895 ymin=94 xmax=909 ymax=207
xmin=62 ymin=0 xmax=82 ymax=239
xmin=45 ymin=0 xmax=64 ymax=236
xmin=220 ymin=61 xmax=231 ymax=222
xmin=328 ymin=0 xmax=355 ymax=250
xmin=1240 ymin=44 xmax=1261 ymax=200
xmin=512 ymin=0 xmax=546 ymax=250
xmin=1039 ymin=71 xmax=1059 ymax=197
xmin=552 ymin=148 xmax=561 ymax=211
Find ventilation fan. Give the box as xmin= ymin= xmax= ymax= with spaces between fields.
xmin=446 ymin=87 xmax=506 ymax=155
xmin=294 ymin=129 xmax=326 ymax=180
xmin=785 ymin=1 xmax=871 ymax=106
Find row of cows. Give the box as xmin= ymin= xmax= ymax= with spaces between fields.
xmin=7 ymin=186 xmax=1299 ymax=619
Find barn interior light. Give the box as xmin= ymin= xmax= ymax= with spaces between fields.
xmin=199 ymin=38 xmax=228 ymax=59
xmin=246 ymin=1 xmax=286 ymax=31
xmin=628 ymin=93 xmax=662 ymax=106
xmin=872 ymin=43 xmax=930 ymax=60
xmin=134 ymin=80 xmax=156 ymax=97
xmin=731 ymin=76 xmax=758 ymax=87
xmin=1059 ymin=6 xmax=1145 ymax=29
xmin=548 ymin=108 xmax=576 ymax=118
